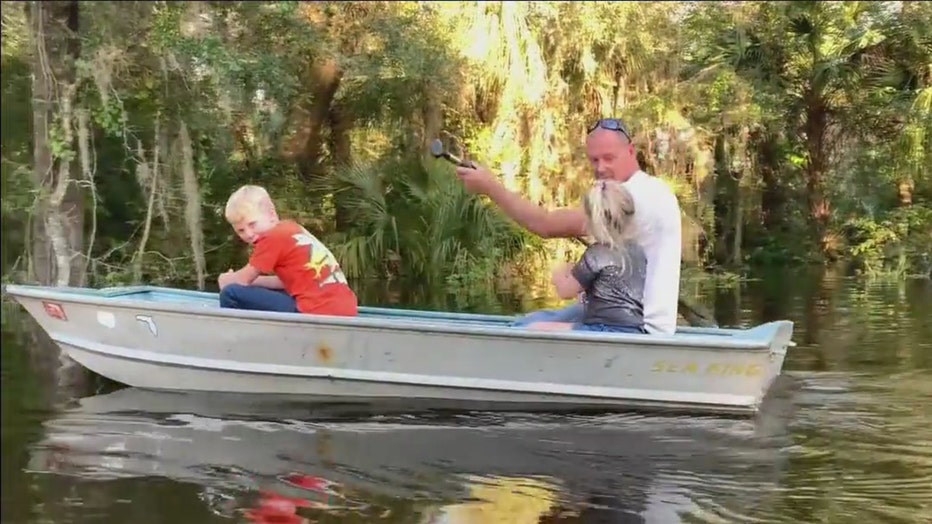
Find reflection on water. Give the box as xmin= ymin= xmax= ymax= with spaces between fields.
xmin=2 ymin=271 xmax=931 ymax=523
xmin=23 ymin=386 xmax=797 ymax=524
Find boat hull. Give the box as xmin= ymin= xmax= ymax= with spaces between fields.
xmin=4 ymin=284 xmax=794 ymax=415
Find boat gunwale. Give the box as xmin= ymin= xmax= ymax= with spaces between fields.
xmin=4 ymin=284 xmax=787 ymax=351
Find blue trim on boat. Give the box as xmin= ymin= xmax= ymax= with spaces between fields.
xmin=3 ymin=284 xmax=792 ymax=350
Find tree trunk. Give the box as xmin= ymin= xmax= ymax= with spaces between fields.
xmin=132 ymin=119 xmax=160 ymax=285
xmin=804 ymin=92 xmax=831 ymax=250
xmin=28 ymin=0 xmax=84 ymax=287
xmin=179 ymin=121 xmax=207 ymax=290
xmin=753 ymin=130 xmax=785 ymax=234
xmin=421 ymin=82 xmax=444 ymax=159
xmin=897 ymin=179 xmax=914 ymax=206
xmin=280 ymin=58 xmax=343 ymax=182
xmin=76 ymin=109 xmax=94 ymax=286
xmin=29 ymin=1 xmax=54 ymax=285
xmin=711 ymin=134 xmax=736 ymax=266
xmin=328 ymin=100 xmax=353 ymax=231
xmin=732 ymin=183 xmax=743 ymax=266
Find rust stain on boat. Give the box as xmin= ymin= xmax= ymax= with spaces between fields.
xmin=317 ymin=343 xmax=333 ymax=363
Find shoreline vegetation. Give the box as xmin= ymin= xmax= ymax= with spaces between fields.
xmin=1 ymin=2 xmax=929 ymax=299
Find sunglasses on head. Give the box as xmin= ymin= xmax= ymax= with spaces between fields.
xmin=588 ymin=118 xmax=632 ymax=141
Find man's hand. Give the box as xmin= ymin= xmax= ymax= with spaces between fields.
xmin=455 ymin=163 xmax=498 ymax=195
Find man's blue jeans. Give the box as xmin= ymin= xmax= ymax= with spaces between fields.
xmin=511 ymin=302 xmax=585 ymax=326
xmin=219 ymin=284 xmax=299 ymax=313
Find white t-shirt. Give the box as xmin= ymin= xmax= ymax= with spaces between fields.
xmin=622 ymin=170 xmax=682 ymax=334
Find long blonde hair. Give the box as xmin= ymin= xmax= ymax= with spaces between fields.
xmin=583 ymin=180 xmax=637 ymax=249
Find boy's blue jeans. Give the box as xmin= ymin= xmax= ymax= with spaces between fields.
xmin=219 ymin=284 xmax=299 ymax=313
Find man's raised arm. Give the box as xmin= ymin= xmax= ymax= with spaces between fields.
xmin=457 ymin=164 xmax=588 ymax=239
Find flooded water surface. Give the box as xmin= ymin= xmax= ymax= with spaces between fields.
xmin=2 ymin=271 xmax=931 ymax=523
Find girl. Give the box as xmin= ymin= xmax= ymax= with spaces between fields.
xmin=528 ymin=180 xmax=647 ymax=334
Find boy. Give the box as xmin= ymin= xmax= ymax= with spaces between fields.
xmin=218 ymin=185 xmax=358 ymax=317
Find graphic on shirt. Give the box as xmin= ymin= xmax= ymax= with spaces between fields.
xmin=292 ymin=229 xmax=348 ymax=287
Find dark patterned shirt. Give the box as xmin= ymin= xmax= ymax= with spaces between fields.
xmin=571 ymin=241 xmax=647 ymax=329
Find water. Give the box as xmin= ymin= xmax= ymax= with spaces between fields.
xmin=2 ymin=270 xmax=931 ymax=523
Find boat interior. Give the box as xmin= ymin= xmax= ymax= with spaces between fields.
xmin=39 ymin=285 xmax=791 ymax=344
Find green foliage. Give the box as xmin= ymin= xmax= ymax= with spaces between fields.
xmin=316 ymin=155 xmax=537 ymax=288
xmin=1 ymin=7 xmax=34 ymax=279
xmin=845 ymin=206 xmax=932 ymax=277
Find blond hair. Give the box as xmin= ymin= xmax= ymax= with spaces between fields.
xmin=583 ymin=180 xmax=637 ymax=249
xmin=224 ymin=184 xmax=275 ymax=223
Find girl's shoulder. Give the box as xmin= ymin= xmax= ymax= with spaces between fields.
xmin=588 ymin=240 xmax=644 ymax=254
xmin=622 ymin=239 xmax=646 ymax=257
xmin=585 ymin=242 xmax=616 ymax=258
xmin=585 ymin=241 xmax=643 ymax=265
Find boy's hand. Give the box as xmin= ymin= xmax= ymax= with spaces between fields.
xmin=218 ymin=269 xmax=236 ymax=290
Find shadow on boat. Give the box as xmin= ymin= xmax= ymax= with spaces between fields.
xmin=26 ymin=379 xmax=800 ymax=522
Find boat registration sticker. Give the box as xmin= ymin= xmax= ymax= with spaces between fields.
xmin=42 ymin=302 xmax=68 ymax=321
xmin=96 ymin=311 xmax=116 ymax=329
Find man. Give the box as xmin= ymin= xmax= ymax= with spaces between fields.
xmin=455 ymin=118 xmax=682 ymax=335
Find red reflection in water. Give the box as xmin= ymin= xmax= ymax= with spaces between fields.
xmin=281 ymin=473 xmax=332 ymax=492
xmin=244 ymin=474 xmax=336 ymax=524
xmin=244 ymin=491 xmax=313 ymax=524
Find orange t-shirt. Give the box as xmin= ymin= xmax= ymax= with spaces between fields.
xmin=249 ymin=220 xmax=358 ymax=316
